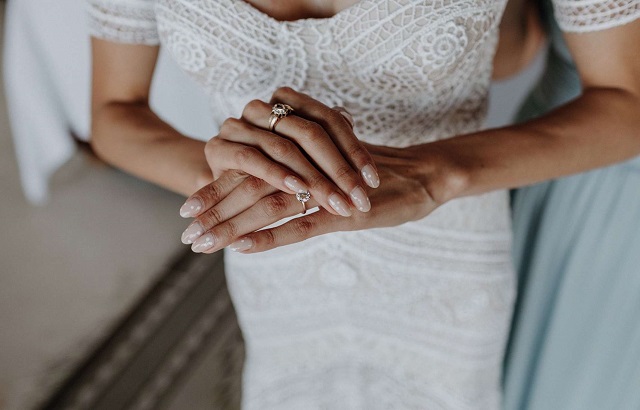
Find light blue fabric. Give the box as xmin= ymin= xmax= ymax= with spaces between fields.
xmin=503 ymin=2 xmax=640 ymax=409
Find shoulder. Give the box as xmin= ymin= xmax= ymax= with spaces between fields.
xmin=88 ymin=0 xmax=160 ymax=45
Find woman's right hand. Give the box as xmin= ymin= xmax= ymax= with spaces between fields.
xmin=178 ymin=142 xmax=446 ymax=254
xmin=181 ymin=87 xmax=380 ymax=219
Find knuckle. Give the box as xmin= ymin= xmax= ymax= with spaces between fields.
xmin=291 ymin=218 xmax=315 ymax=238
xmin=307 ymin=173 xmax=328 ymax=191
xmin=262 ymin=229 xmax=277 ymax=246
xmin=219 ymin=220 xmax=239 ymax=240
xmin=243 ymin=176 xmax=266 ymax=196
xmin=199 ymin=183 xmax=221 ymax=204
xmin=228 ymin=169 xmax=247 ymax=180
xmin=247 ymin=99 xmax=264 ymax=110
xmin=268 ymin=138 xmax=296 ymax=161
xmin=300 ymin=122 xmax=326 ymax=142
xmin=220 ymin=118 xmax=244 ymax=134
xmin=265 ymin=162 xmax=285 ymax=180
xmin=274 ymin=86 xmax=295 ymax=98
xmin=334 ymin=164 xmax=356 ymax=185
xmin=199 ymin=207 xmax=224 ymax=227
xmin=243 ymin=99 xmax=265 ymax=117
xmin=326 ymin=108 xmax=344 ymax=124
xmin=345 ymin=144 xmax=370 ymax=166
xmin=234 ymin=146 xmax=258 ymax=166
xmin=220 ymin=117 xmax=234 ymax=131
xmin=262 ymin=194 xmax=289 ymax=218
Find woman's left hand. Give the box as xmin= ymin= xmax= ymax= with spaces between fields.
xmin=181 ymin=143 xmax=461 ymax=254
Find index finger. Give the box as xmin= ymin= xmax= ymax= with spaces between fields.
xmin=270 ymin=87 xmax=380 ymax=189
xmin=179 ymin=170 xmax=246 ymax=218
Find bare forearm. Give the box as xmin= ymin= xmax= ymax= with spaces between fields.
xmin=424 ymin=88 xmax=640 ymax=202
xmin=91 ymin=102 xmax=212 ymax=197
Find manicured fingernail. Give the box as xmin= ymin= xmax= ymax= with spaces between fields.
xmin=284 ymin=176 xmax=308 ymax=193
xmin=349 ymin=186 xmax=371 ymax=212
xmin=181 ymin=222 xmax=204 ymax=244
xmin=180 ymin=198 xmax=203 ymax=218
xmin=338 ymin=110 xmax=354 ymax=128
xmin=361 ymin=164 xmax=380 ymax=188
xmin=230 ymin=237 xmax=253 ymax=252
xmin=329 ymin=193 xmax=352 ymax=217
xmin=191 ymin=233 xmax=216 ymax=253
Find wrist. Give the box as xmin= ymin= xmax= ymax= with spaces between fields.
xmin=412 ymin=142 xmax=471 ymax=205
xmin=194 ymin=167 xmax=214 ymax=192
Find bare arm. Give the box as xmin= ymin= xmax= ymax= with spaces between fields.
xmin=428 ymin=20 xmax=640 ymax=203
xmin=91 ymin=39 xmax=212 ymax=197
xmin=92 ymin=38 xmax=378 ymax=215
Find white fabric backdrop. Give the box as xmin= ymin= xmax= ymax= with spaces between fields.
xmin=3 ymin=0 xmax=215 ymax=204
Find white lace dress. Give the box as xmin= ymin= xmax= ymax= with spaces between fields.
xmin=87 ymin=0 xmax=626 ymax=408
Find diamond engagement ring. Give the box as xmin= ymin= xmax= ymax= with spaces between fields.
xmin=269 ymin=103 xmax=294 ymax=132
xmin=296 ymin=191 xmax=311 ymax=215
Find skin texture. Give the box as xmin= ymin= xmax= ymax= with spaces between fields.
xmin=91 ymin=40 xmax=212 ymax=196
xmin=492 ymin=0 xmax=546 ymax=80
xmin=91 ymin=1 xmax=640 ymax=254
xmin=245 ymin=0 xmax=360 ymax=21
xmin=203 ymin=90 xmax=379 ymax=218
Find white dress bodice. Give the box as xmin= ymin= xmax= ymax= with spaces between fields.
xmin=153 ymin=0 xmax=504 ymax=148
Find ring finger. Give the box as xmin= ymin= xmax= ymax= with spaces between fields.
xmin=181 ymin=176 xmax=278 ymax=244
xmin=241 ymin=100 xmax=371 ymax=213
xmin=191 ymin=191 xmax=320 ymax=254
xmin=216 ymin=119 xmax=357 ymax=217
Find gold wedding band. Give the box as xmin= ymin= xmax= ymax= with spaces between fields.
xmin=268 ymin=115 xmax=280 ymax=131
xmin=269 ymin=103 xmax=294 ymax=132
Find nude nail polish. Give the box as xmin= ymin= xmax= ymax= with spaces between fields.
xmin=329 ymin=193 xmax=352 ymax=217
xmin=180 ymin=198 xmax=203 ymax=218
xmin=230 ymin=237 xmax=253 ymax=252
xmin=361 ymin=164 xmax=380 ymax=189
xmin=338 ymin=110 xmax=354 ymax=128
xmin=181 ymin=222 xmax=204 ymax=244
xmin=350 ymin=186 xmax=371 ymax=212
xmin=284 ymin=176 xmax=308 ymax=193
xmin=191 ymin=233 xmax=216 ymax=253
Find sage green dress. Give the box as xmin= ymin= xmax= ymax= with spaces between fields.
xmin=503 ymin=1 xmax=640 ymax=409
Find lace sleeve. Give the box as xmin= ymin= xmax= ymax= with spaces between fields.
xmin=552 ymin=0 xmax=640 ymax=32
xmin=88 ymin=0 xmax=159 ymax=45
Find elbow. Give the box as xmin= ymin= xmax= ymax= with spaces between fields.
xmin=89 ymin=101 xmax=133 ymax=166
xmin=89 ymin=100 xmax=148 ymax=164
xmin=89 ymin=106 xmax=112 ymax=164
xmin=90 ymin=134 xmax=110 ymax=164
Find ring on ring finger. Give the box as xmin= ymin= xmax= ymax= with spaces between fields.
xmin=296 ymin=190 xmax=311 ymax=215
xmin=269 ymin=103 xmax=294 ymax=132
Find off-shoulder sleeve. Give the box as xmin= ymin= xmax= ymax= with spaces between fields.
xmin=551 ymin=0 xmax=640 ymax=32
xmin=88 ymin=0 xmax=159 ymax=45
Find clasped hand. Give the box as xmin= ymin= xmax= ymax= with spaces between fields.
xmin=179 ymin=87 xmax=445 ymax=254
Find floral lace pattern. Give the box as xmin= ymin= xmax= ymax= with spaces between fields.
xmin=552 ymin=0 xmax=640 ymax=32
xmin=88 ymin=0 xmax=159 ymax=45
xmin=87 ymin=0 xmax=637 ymax=408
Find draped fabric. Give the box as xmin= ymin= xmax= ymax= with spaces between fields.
xmin=504 ymin=1 xmax=640 ymax=409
